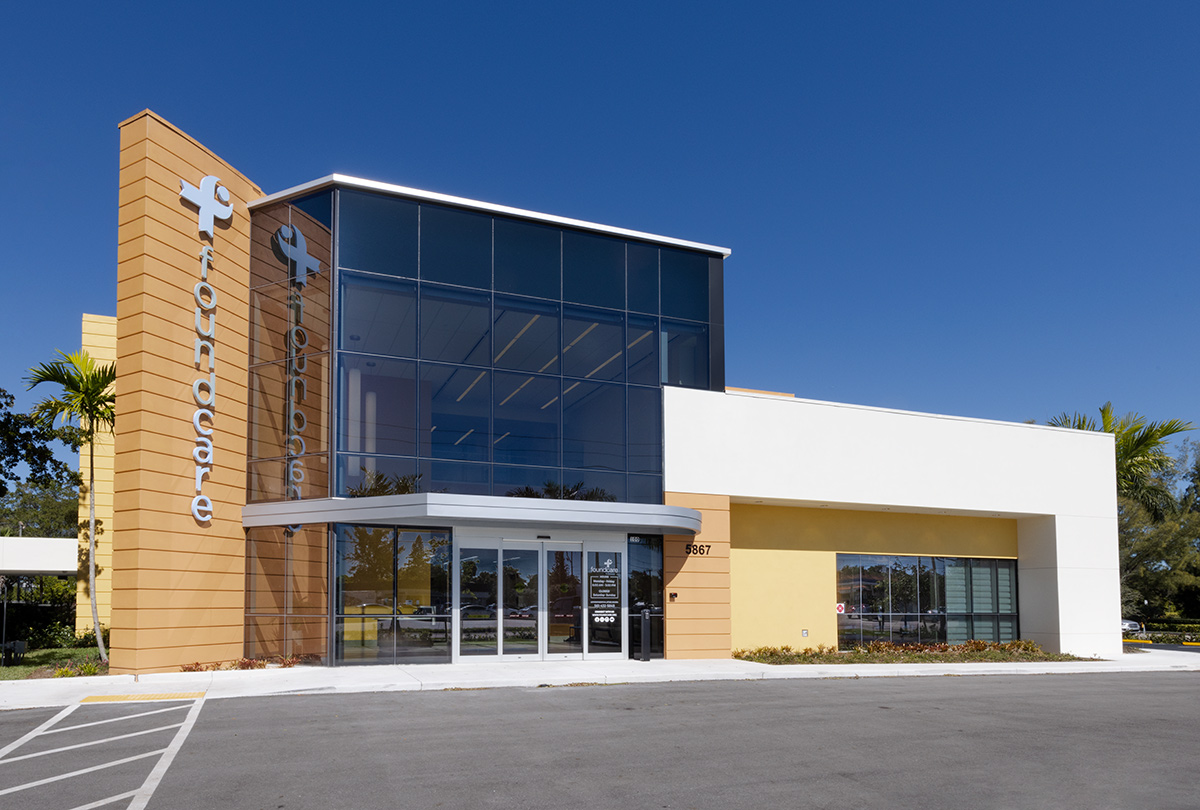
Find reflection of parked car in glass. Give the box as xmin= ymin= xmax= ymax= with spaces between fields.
xmin=460 ymin=605 xmax=496 ymax=619
xmin=1121 ymin=619 xmax=1141 ymax=633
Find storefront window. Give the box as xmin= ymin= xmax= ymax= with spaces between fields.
xmin=836 ymin=553 xmax=1018 ymax=648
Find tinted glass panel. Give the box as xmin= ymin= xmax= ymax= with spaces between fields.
xmin=627 ymin=386 xmax=662 ymax=474
xmin=996 ymin=560 xmax=1016 ymax=613
xmin=564 ymin=231 xmax=624 ymax=309
xmin=337 ymin=454 xmax=419 ymax=497
xmin=396 ymin=530 xmax=451 ymax=615
xmin=338 ymin=190 xmax=418 ymax=278
xmin=340 ymin=273 xmax=416 ymax=358
xmin=663 ymin=320 xmax=709 ymax=389
xmin=861 ymin=555 xmax=891 ymax=614
xmin=420 ymin=284 xmax=490 ymax=366
xmin=249 ymin=281 xmax=290 ymax=365
xmin=292 ymin=191 xmax=333 ymax=230
xmin=546 ymin=549 xmax=582 ymax=654
xmin=420 ymin=204 xmax=491 ymax=289
xmin=494 ymin=465 xmax=560 ymax=498
xmin=420 ymin=365 xmax=490 ymax=462
xmin=494 ymin=296 xmax=559 ymax=373
xmin=420 ymin=459 xmax=490 ymax=496
xmin=493 ymin=372 xmax=559 ymax=467
xmin=626 ymin=474 xmax=662 ymax=504
xmin=563 ymin=306 xmax=624 ymax=382
xmin=944 ymin=559 xmax=970 ymax=612
xmin=495 ymin=218 xmax=560 ymax=299
xmin=626 ymin=315 xmax=659 ymax=386
xmin=837 ymin=558 xmax=860 ymax=613
xmin=562 ymin=468 xmax=625 ymax=502
xmin=459 ymin=547 xmax=499 ymax=656
xmin=339 ymin=354 xmax=417 ymax=457
xmin=337 ymin=525 xmax=394 ymax=613
xmin=838 ymin=614 xmax=860 ymax=649
xmin=628 ymin=535 xmax=664 ymax=659
xmin=627 ymin=242 xmax=659 ymax=314
xmin=918 ymin=557 xmax=942 ymax=614
xmin=563 ymin=381 xmax=625 ymax=470
xmin=502 ymin=548 xmax=540 ymax=655
xmin=891 ymin=558 xmax=919 ymax=614
xmin=971 ymin=560 xmax=997 ymax=613
xmin=660 ymin=248 xmax=709 ymax=321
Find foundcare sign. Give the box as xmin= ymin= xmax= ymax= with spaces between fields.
xmin=588 ymin=557 xmax=621 ymax=626
xmin=179 ymin=175 xmax=234 ymax=524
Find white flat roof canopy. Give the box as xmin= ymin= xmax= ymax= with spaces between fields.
xmin=243 ymin=492 xmax=701 ymax=536
xmin=0 ymin=537 xmax=77 ymax=576
xmin=250 ymin=174 xmax=732 ymax=258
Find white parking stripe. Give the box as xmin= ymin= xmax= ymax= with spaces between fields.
xmin=126 ymin=696 xmax=206 ymax=810
xmin=64 ymin=789 xmax=140 ymax=810
xmin=0 ymin=704 xmax=79 ymax=759
xmin=0 ymin=748 xmax=167 ymax=796
xmin=46 ymin=704 xmax=190 ymax=735
xmin=0 ymin=722 xmax=184 ymax=764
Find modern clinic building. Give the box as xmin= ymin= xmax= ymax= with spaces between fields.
xmin=77 ymin=111 xmax=1120 ymax=673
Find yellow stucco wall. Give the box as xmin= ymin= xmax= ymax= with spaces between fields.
xmin=76 ymin=314 xmax=117 ymax=634
xmin=729 ymin=504 xmax=1017 ymax=652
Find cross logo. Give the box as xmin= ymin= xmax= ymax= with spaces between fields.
xmin=274 ymin=224 xmax=323 ymax=287
xmin=179 ymin=175 xmax=234 ymax=237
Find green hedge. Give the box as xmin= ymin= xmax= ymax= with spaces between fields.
xmin=1143 ymin=622 xmax=1200 ymax=633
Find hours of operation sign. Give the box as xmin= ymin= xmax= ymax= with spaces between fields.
xmin=589 ymin=561 xmax=620 ymax=624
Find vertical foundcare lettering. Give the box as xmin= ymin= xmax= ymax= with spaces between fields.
xmin=191 ymin=246 xmax=216 ymax=523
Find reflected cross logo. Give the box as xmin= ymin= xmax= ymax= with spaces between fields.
xmin=274 ymin=224 xmax=323 ymax=287
xmin=179 ymin=175 xmax=233 ymax=237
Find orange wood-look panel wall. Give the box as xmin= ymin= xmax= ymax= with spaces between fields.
xmin=663 ymin=492 xmax=732 ymax=659
xmin=111 ymin=111 xmax=262 ymax=673
xmin=77 ymin=314 xmax=117 ymax=634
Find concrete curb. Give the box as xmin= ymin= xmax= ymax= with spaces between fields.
xmin=2 ymin=650 xmax=1198 ymax=711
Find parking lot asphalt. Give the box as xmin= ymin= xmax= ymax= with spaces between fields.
xmin=2 ymin=672 xmax=1197 ymax=810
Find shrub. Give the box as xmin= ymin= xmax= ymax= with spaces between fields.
xmin=234 ymin=657 xmax=267 ymax=670
xmin=73 ymin=626 xmax=111 ymax=649
xmin=180 ymin=662 xmax=205 ymax=672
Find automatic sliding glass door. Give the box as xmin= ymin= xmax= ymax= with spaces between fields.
xmin=454 ymin=540 xmax=626 ymax=661
xmin=545 ymin=546 xmax=583 ymax=657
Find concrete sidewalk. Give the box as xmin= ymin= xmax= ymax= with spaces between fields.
xmin=2 ymin=648 xmax=1198 ymax=711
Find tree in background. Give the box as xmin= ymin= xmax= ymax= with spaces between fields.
xmin=27 ymin=351 xmax=116 ymax=663
xmin=0 ymin=387 xmax=79 ymax=500
xmin=1048 ymin=402 xmax=1193 ymax=522
xmin=1118 ymin=496 xmax=1200 ymax=619
xmin=0 ymin=479 xmax=81 ymax=538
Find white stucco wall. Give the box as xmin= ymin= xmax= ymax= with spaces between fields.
xmin=664 ymin=387 xmax=1122 ymax=658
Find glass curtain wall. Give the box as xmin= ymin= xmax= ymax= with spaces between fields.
xmin=836 ymin=554 xmax=1018 ymax=648
xmin=245 ymin=525 xmax=329 ymax=662
xmin=332 ymin=187 xmax=723 ymax=504
xmin=334 ymin=524 xmax=452 ymax=664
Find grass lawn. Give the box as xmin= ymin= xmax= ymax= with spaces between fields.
xmin=0 ymin=647 xmax=109 ymax=680
xmin=735 ymin=640 xmax=1083 ymax=665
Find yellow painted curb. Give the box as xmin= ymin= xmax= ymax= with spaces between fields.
xmin=1183 ymin=641 xmax=1200 ymax=647
xmin=81 ymin=692 xmax=206 ymax=703
xmin=1122 ymin=638 xmax=1152 ymax=644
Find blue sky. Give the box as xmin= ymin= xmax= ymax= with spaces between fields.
xmin=3 ymin=3 xmax=1198 ymax=449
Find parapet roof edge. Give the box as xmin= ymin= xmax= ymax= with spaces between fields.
xmin=248 ymin=173 xmax=732 ymax=257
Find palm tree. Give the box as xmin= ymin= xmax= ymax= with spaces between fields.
xmin=27 ymin=350 xmax=116 ymax=663
xmin=1048 ymin=402 xmax=1194 ymax=521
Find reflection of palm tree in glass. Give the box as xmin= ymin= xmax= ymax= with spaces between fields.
xmin=506 ymin=480 xmax=616 ymax=501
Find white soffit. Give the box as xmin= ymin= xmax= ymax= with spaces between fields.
xmin=249 ymin=174 xmax=732 ymax=258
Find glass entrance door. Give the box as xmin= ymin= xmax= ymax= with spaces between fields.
xmin=454 ymin=540 xmax=625 ymax=660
